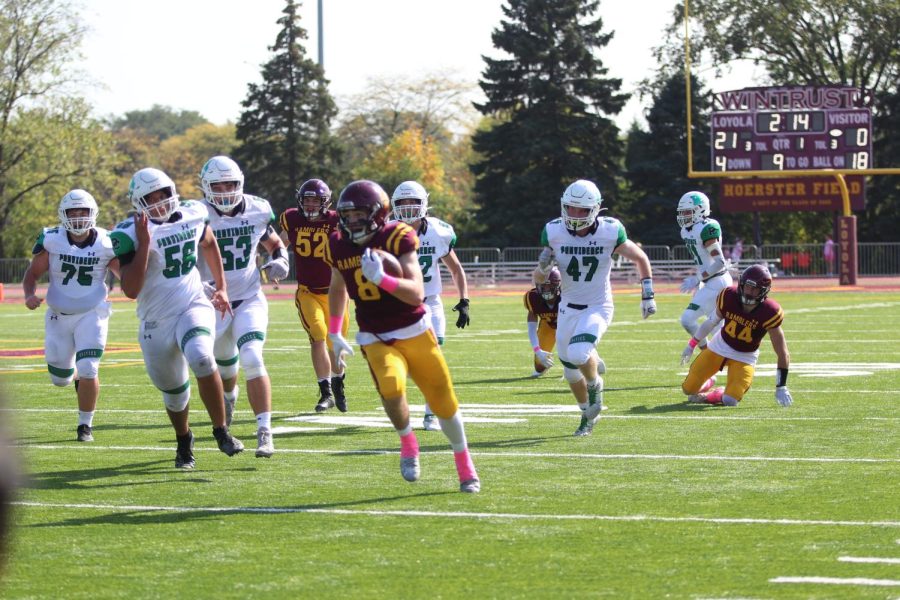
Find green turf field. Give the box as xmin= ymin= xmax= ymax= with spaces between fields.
xmin=1 ymin=289 xmax=898 ymax=598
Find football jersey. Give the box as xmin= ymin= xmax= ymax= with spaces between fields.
xmin=110 ymin=201 xmax=209 ymax=321
xmin=708 ymin=286 xmax=784 ymax=365
xmin=33 ymin=227 xmax=116 ymax=315
xmin=416 ymin=217 xmax=457 ymax=298
xmin=279 ymin=208 xmax=340 ymax=294
xmin=540 ymin=217 xmax=627 ymax=306
xmin=325 ymin=221 xmax=426 ymax=335
xmin=200 ymin=195 xmax=275 ymax=301
xmin=523 ymin=288 xmax=559 ymax=329
xmin=681 ymin=218 xmax=726 ymax=278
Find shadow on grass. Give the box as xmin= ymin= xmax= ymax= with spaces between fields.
xmin=23 ymin=459 xmax=196 ymax=491
xmin=627 ymin=402 xmax=712 ymax=414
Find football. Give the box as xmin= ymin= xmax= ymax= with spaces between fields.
xmin=372 ymin=248 xmax=403 ymax=277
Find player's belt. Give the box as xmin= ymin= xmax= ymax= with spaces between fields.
xmin=703 ymin=270 xmax=727 ymax=282
xmin=566 ymin=303 xmax=588 ymax=310
xmin=231 ymin=299 xmax=244 ymax=309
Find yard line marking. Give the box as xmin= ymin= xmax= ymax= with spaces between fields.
xmin=838 ymin=556 xmax=900 ymax=564
xmin=12 ymin=501 xmax=900 ymax=528
xmin=15 ymin=444 xmax=900 ymax=463
xmin=770 ymin=576 xmax=900 ymax=587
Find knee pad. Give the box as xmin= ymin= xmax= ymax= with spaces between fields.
xmin=76 ymin=356 xmax=100 ymax=380
xmin=163 ymin=387 xmax=190 ymax=412
xmin=563 ymin=366 xmax=584 ymax=384
xmin=216 ymin=356 xmax=240 ymax=381
xmin=239 ymin=341 xmax=267 ymax=381
xmin=49 ymin=373 xmax=74 ymax=387
xmin=184 ymin=336 xmax=217 ymax=378
xmin=566 ymin=342 xmax=595 ymax=367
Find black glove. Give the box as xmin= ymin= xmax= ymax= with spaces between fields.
xmin=452 ymin=298 xmax=470 ymax=329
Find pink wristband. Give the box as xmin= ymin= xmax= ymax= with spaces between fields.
xmin=688 ymin=338 xmax=699 ymax=348
xmin=533 ymin=345 xmax=542 ymax=353
xmin=379 ymin=274 xmax=400 ymax=293
xmin=328 ymin=314 xmax=343 ymax=335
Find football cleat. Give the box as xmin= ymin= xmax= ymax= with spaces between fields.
xmin=175 ymin=430 xmax=195 ymax=469
xmin=688 ymin=386 xmax=726 ymax=405
xmin=698 ymin=375 xmax=716 ymax=394
xmin=332 ymin=374 xmax=347 ymax=412
xmin=574 ymin=414 xmax=596 ymax=437
xmin=400 ymin=456 xmax=421 ymax=482
xmin=459 ymin=478 xmax=481 ymax=493
xmin=255 ymin=427 xmax=274 ymax=458
xmin=422 ymin=414 xmax=440 ymax=431
xmin=76 ymin=424 xmax=93 ymax=442
xmin=212 ymin=426 xmax=244 ymax=456
xmin=314 ymin=380 xmax=334 ymax=413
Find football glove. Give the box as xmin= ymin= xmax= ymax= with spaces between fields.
xmin=328 ymin=332 xmax=354 ymax=369
xmin=775 ymin=386 xmax=793 ymax=407
xmin=641 ymin=298 xmax=657 ymax=319
xmin=453 ymin=298 xmax=470 ymax=328
xmin=680 ymin=275 xmax=700 ymax=294
xmin=360 ymin=248 xmax=385 ymax=285
xmin=261 ymin=256 xmax=290 ymax=281
xmin=680 ymin=343 xmax=695 ymax=366
xmin=534 ymin=348 xmax=554 ymax=369
xmin=537 ymin=247 xmax=554 ymax=274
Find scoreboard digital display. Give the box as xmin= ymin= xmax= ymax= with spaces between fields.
xmin=710 ymin=86 xmax=873 ymax=172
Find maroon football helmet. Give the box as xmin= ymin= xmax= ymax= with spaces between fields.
xmin=296 ymin=178 xmax=332 ymax=219
xmin=539 ymin=267 xmax=561 ymax=303
xmin=336 ymin=180 xmax=390 ymax=245
xmin=739 ymin=264 xmax=772 ymax=306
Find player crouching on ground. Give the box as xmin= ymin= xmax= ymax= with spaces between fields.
xmin=325 ymin=180 xmax=480 ymax=493
xmin=525 ymin=267 xmax=561 ymax=377
xmin=680 ymin=264 xmax=794 ymax=408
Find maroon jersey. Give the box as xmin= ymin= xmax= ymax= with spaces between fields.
xmin=279 ymin=207 xmax=339 ymax=293
xmin=326 ymin=221 xmax=426 ymax=334
xmin=716 ymin=286 xmax=784 ymax=353
xmin=523 ymin=289 xmax=559 ymax=329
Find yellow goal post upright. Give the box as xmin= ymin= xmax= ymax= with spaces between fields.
xmin=682 ymin=0 xmax=900 ymax=285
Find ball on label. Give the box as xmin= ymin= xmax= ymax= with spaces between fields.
xmin=372 ymin=248 xmax=403 ymax=277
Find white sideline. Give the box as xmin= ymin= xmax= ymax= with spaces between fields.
xmin=12 ymin=501 xmax=900 ymax=528
xmin=14 ymin=444 xmax=900 ymax=464
xmin=770 ymin=576 xmax=900 ymax=586
xmin=838 ymin=556 xmax=900 ymax=564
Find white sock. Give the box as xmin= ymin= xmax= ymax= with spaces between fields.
xmin=256 ymin=411 xmax=272 ymax=430
xmin=78 ymin=410 xmax=94 ymax=427
xmin=577 ymin=402 xmax=588 ymax=413
xmin=397 ymin=423 xmax=413 ymax=437
xmin=587 ymin=377 xmax=602 ymax=390
xmin=224 ymin=386 xmax=239 ymax=402
xmin=437 ymin=412 xmax=468 ymax=452
xmin=330 ymin=372 xmax=343 ymax=379
xmin=424 ymin=403 xmax=435 ymax=417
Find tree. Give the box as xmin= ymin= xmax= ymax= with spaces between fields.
xmin=111 ymin=105 xmax=208 ymax=142
xmin=0 ymin=0 xmax=124 ymax=256
xmin=860 ymin=89 xmax=900 ymax=241
xmin=234 ymin=0 xmax=341 ymax=215
xmin=470 ymin=0 xmax=628 ymax=247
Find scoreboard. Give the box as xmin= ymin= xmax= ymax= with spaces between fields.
xmin=710 ymin=86 xmax=873 ymax=172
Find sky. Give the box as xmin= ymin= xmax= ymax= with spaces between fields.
xmin=76 ymin=0 xmax=761 ymax=131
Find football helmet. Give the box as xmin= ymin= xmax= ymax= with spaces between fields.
xmin=539 ymin=267 xmax=561 ymax=303
xmin=58 ymin=189 xmax=98 ymax=236
xmin=199 ymin=156 xmax=244 ymax=212
xmin=296 ymin=178 xmax=332 ymax=219
xmin=390 ymin=181 xmax=429 ymax=223
xmin=739 ymin=264 xmax=772 ymax=306
xmin=129 ymin=167 xmax=179 ymax=221
xmin=561 ymin=180 xmax=602 ymax=232
xmin=336 ymin=180 xmax=390 ymax=245
xmin=676 ymin=191 xmax=711 ymax=228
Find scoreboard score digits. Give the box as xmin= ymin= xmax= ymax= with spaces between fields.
xmin=710 ymin=86 xmax=873 ymax=172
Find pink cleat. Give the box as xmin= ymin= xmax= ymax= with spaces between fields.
xmin=698 ymin=375 xmax=717 ymax=394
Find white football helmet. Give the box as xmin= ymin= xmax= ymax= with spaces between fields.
xmin=561 ymin=179 xmax=602 ymax=231
xmin=129 ymin=168 xmax=179 ymax=221
xmin=200 ymin=156 xmax=244 ymax=212
xmin=677 ymin=191 xmax=711 ymax=228
xmin=58 ymin=189 xmax=98 ymax=236
xmin=390 ymin=181 xmax=429 ymax=223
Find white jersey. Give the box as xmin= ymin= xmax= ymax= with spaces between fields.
xmin=681 ymin=218 xmax=726 ymax=279
xmin=416 ymin=217 xmax=457 ymax=298
xmin=200 ymin=195 xmax=275 ymax=302
xmin=35 ymin=226 xmax=116 ymax=315
xmin=110 ymin=201 xmax=211 ymax=321
xmin=540 ymin=217 xmax=627 ymax=306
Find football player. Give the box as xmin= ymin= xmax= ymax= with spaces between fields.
xmin=534 ymin=180 xmax=656 ymax=437
xmin=111 ymin=168 xmax=244 ymax=469
xmin=326 ymin=180 xmax=480 ymax=493
xmin=390 ymin=181 xmax=469 ymax=431
xmin=524 ymin=267 xmax=561 ymax=378
xmin=279 ymin=178 xmax=351 ymax=413
xmin=680 ymin=264 xmax=793 ymax=408
xmin=198 ymin=156 xmax=288 ymax=457
xmin=676 ymin=191 xmax=732 ymax=357
xmin=22 ymin=190 xmax=119 ymax=442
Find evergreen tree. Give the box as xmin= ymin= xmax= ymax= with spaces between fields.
xmin=861 ymin=89 xmax=900 ymax=241
xmin=471 ymin=0 xmax=628 ymax=247
xmin=234 ymin=0 xmax=341 ymax=214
